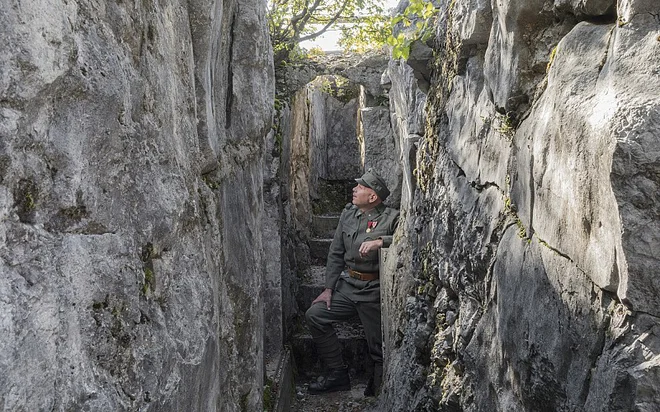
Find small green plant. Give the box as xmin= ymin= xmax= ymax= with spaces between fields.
xmin=495 ymin=113 xmax=515 ymax=140
xmin=388 ymin=0 xmax=439 ymax=60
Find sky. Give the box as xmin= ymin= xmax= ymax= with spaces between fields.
xmin=299 ymin=0 xmax=401 ymax=52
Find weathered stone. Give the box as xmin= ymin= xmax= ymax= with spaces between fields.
xmin=605 ymin=8 xmax=660 ymax=317
xmin=263 ymin=128 xmax=285 ymax=362
xmin=379 ymin=0 xmax=660 ymax=410
xmin=454 ymin=0 xmax=493 ymax=46
xmin=483 ymin=0 xmax=557 ymax=114
xmin=322 ymin=88 xmax=360 ymax=181
xmin=554 ymin=0 xmax=615 ymax=16
xmin=279 ymin=52 xmax=389 ymax=98
xmin=0 ymin=0 xmax=273 ymax=411
xmin=617 ymin=0 xmax=659 ymax=24
xmin=388 ymin=60 xmax=427 ymax=138
xmin=284 ymin=81 xmax=360 ymax=237
xmin=513 ymin=22 xmax=621 ymax=292
xmin=360 ymin=106 xmax=401 ymax=207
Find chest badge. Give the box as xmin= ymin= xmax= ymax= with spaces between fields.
xmin=366 ymin=220 xmax=378 ymax=233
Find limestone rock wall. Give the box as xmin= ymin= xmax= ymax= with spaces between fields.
xmin=359 ymin=90 xmax=401 ymax=207
xmin=284 ymin=82 xmax=360 ymax=237
xmin=382 ymin=0 xmax=660 ymax=410
xmin=0 ymin=0 xmax=273 ymax=410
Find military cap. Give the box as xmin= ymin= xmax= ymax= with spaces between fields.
xmin=355 ymin=169 xmax=390 ymax=201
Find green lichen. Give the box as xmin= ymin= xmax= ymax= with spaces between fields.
xmin=239 ymin=392 xmax=249 ymax=412
xmin=503 ymin=196 xmax=513 ymax=214
xmin=14 ymin=179 xmax=39 ymax=222
xmin=263 ymin=377 xmax=275 ymax=411
xmin=111 ymin=305 xmax=122 ymax=318
xmin=502 ymin=191 xmax=530 ymax=241
xmin=25 ymin=193 xmax=35 ymax=210
xmin=419 ymin=242 xmax=435 ymax=281
xmin=415 ymin=1 xmax=461 ymax=194
xmin=61 ymin=205 xmax=87 ymax=220
xmin=546 ymin=45 xmax=559 ymax=73
xmin=516 ymin=218 xmax=526 ymax=239
xmin=140 ymin=243 xmax=157 ymax=296
xmin=414 ymin=134 xmax=439 ymax=194
xmin=142 ymin=267 xmax=154 ymax=295
xmin=202 ymin=174 xmax=219 ymax=190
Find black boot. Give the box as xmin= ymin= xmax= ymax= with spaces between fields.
xmin=308 ymin=366 xmax=351 ymax=394
xmin=363 ymin=363 xmax=382 ymax=397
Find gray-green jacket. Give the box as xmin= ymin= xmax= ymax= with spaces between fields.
xmin=326 ymin=203 xmax=400 ymax=301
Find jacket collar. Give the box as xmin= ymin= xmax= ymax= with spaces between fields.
xmin=356 ymin=203 xmax=386 ymax=218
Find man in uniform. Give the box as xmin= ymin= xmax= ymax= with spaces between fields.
xmin=306 ymin=169 xmax=399 ymax=396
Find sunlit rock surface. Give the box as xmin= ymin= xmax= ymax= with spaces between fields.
xmin=381 ymin=0 xmax=660 ymax=410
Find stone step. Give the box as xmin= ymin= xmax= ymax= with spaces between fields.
xmin=297 ymin=265 xmax=326 ymax=311
xmin=309 ymin=238 xmax=332 ymax=264
xmin=291 ymin=322 xmax=370 ymax=381
xmin=311 ymin=214 xmax=340 ymax=238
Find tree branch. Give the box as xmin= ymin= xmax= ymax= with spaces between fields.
xmin=296 ymin=0 xmax=324 ymax=31
xmin=297 ymin=0 xmax=351 ymax=42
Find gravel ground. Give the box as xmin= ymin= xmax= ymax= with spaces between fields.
xmin=290 ymin=378 xmax=379 ymax=412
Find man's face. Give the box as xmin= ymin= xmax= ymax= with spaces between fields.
xmin=352 ymin=184 xmax=378 ymax=208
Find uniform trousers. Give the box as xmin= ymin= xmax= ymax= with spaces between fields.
xmin=305 ymin=286 xmax=382 ymax=370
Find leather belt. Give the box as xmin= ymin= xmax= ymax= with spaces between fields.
xmin=347 ymin=268 xmax=379 ymax=281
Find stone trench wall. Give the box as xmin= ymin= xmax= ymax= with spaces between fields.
xmin=381 ymin=0 xmax=660 ymax=411
xmin=0 ymin=0 xmax=273 ymax=410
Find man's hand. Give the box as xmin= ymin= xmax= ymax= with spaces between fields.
xmin=359 ymin=239 xmax=383 ymax=258
xmin=312 ymin=288 xmax=333 ymax=309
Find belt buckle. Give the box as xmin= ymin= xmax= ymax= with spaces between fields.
xmin=349 ymin=269 xmax=361 ymax=280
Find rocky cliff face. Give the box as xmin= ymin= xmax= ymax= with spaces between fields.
xmin=382 ymin=0 xmax=660 ymax=410
xmin=0 ymin=0 xmax=273 ymax=410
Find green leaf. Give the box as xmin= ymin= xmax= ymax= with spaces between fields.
xmin=401 ymin=46 xmax=410 ymax=60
